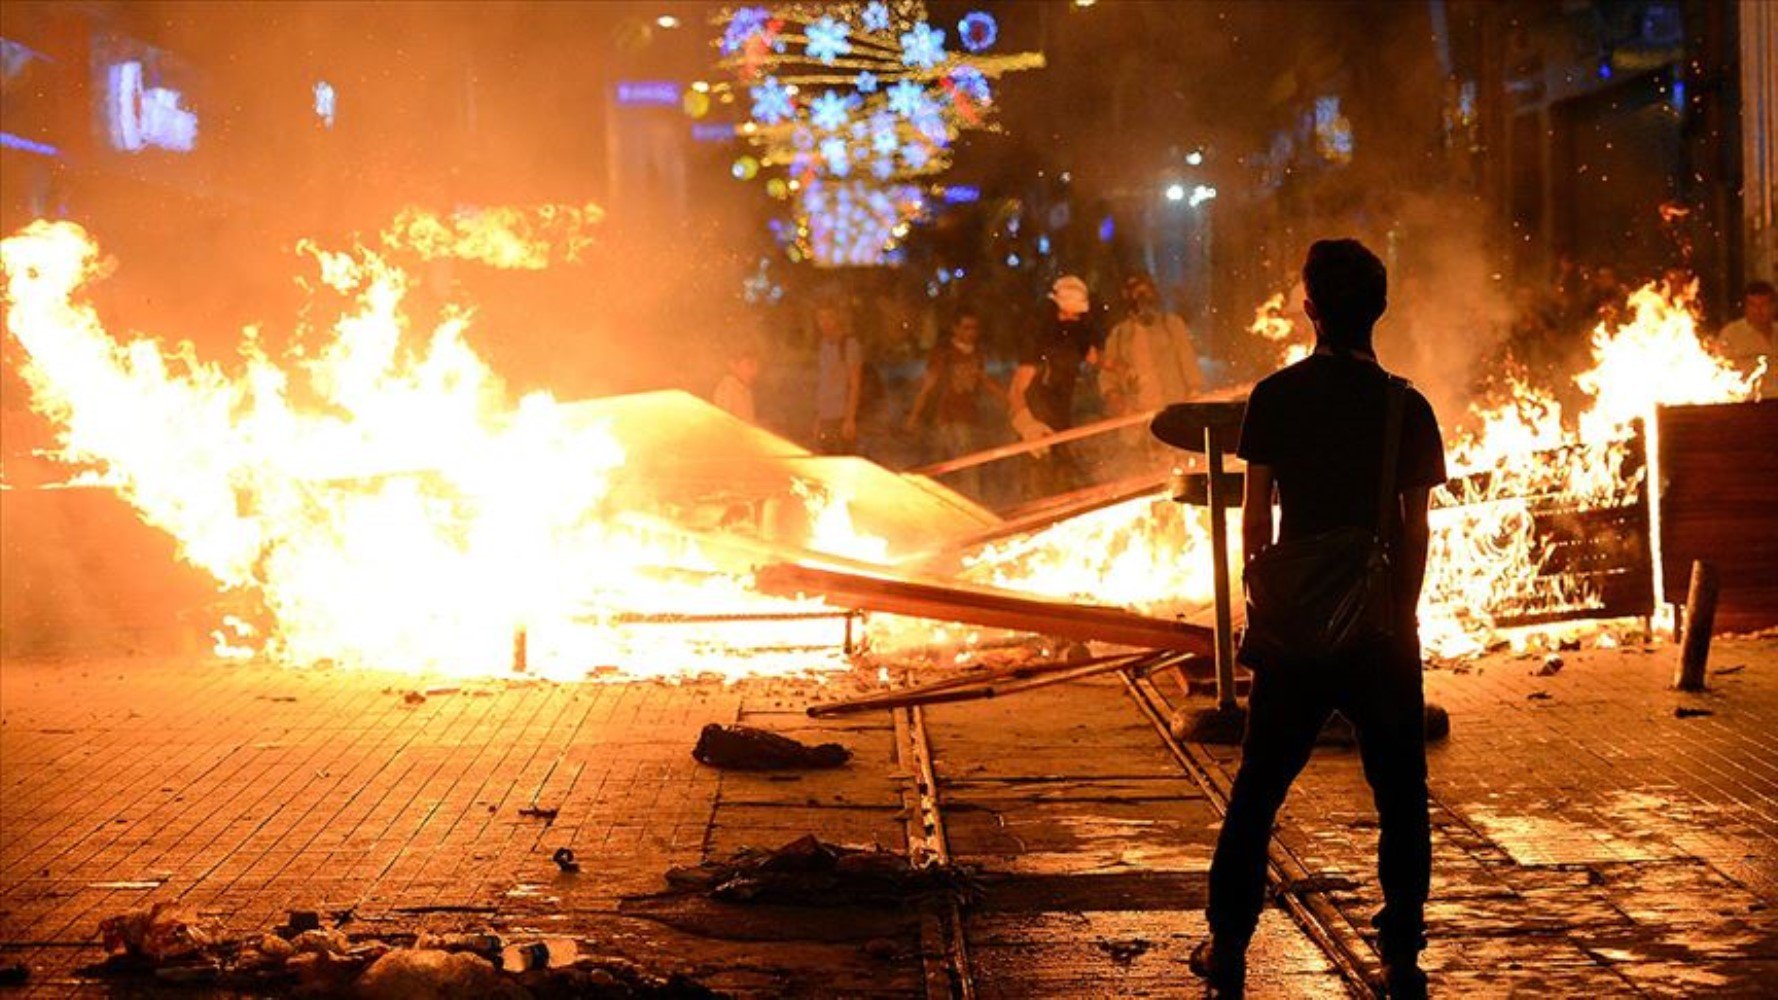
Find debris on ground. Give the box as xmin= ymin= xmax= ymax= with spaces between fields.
xmin=665 ymin=833 xmax=975 ymax=906
xmin=0 ymin=963 xmax=28 ymax=986
xmin=1534 ymin=654 xmax=1564 ymax=676
xmin=1714 ymin=664 xmax=1746 ymax=675
xmin=518 ymin=805 xmax=560 ymax=821
xmin=1675 ymin=706 xmax=1715 ymax=718
xmin=402 ymin=690 xmax=427 ymax=705
xmin=79 ymin=906 xmax=726 ymax=997
xmin=1527 ymin=691 xmax=1553 ymax=701
xmin=692 ymin=723 xmax=851 ymax=770
xmin=1096 ymin=938 xmax=1152 ymax=964
xmin=552 ymin=847 xmax=582 ymax=873
xmin=358 ymin=948 xmax=523 ymax=1000
xmin=861 ymin=938 xmax=900 ymax=960
xmin=97 ymin=902 xmax=216 ymax=963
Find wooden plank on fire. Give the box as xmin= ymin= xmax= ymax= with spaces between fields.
xmin=753 ymin=562 xmax=1215 ymax=654
xmin=922 ymin=471 xmax=1176 ymax=558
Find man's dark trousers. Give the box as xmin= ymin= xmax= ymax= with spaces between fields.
xmin=1205 ymin=636 xmax=1431 ymax=963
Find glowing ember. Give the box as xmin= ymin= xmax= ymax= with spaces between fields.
xmin=1 ymin=216 xmax=886 ymax=680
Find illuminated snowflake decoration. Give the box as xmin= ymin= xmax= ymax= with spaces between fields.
xmin=900 ymin=23 xmax=946 ymax=69
xmin=722 ymin=6 xmax=771 ymax=54
xmin=750 ymin=77 xmax=794 ymax=124
xmin=805 ymin=15 xmax=852 ymax=64
xmin=861 ymin=1 xmax=891 ymax=33
xmin=820 ymin=136 xmax=852 ymax=176
xmin=810 ymin=90 xmax=851 ymax=131
xmin=713 ymin=0 xmax=1043 ymax=265
xmin=886 ymin=79 xmax=928 ymax=118
xmin=959 ymin=12 xmax=997 ymax=53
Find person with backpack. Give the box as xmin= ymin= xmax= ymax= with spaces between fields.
xmin=1190 ymin=239 xmax=1446 ymax=999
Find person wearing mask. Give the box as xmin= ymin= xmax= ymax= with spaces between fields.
xmin=1008 ymin=275 xmax=1103 ymax=494
xmin=811 ymin=303 xmax=864 ymax=454
xmin=905 ymin=308 xmax=1005 ymax=498
xmin=1101 ymin=272 xmax=1202 ymax=415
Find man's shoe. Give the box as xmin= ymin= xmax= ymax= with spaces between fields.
xmin=1188 ymin=938 xmax=1246 ymax=997
xmin=1376 ymin=961 xmax=1428 ymax=999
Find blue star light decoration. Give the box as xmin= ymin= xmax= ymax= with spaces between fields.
xmin=820 ymin=137 xmax=852 ymax=177
xmin=805 ymin=16 xmax=852 ymax=64
xmin=900 ymin=22 xmax=946 ymax=69
xmin=886 ymin=79 xmax=928 ymax=118
xmin=810 ymin=90 xmax=851 ymax=131
xmin=750 ymin=77 xmax=794 ymax=125
xmin=715 ymin=0 xmax=1041 ymax=265
xmin=722 ymin=6 xmax=771 ymax=54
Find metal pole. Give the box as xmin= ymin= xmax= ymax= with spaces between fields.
xmin=1204 ymin=427 xmax=1236 ymax=711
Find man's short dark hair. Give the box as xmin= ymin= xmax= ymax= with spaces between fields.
xmin=1303 ymin=239 xmax=1387 ymax=350
xmin=1746 ymin=280 xmax=1776 ymax=299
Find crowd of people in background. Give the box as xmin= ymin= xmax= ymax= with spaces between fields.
xmin=707 ymin=269 xmax=1209 ymax=508
xmin=709 ymin=258 xmax=1772 ymax=509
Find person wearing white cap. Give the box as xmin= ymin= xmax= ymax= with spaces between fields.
xmin=1008 ymin=275 xmax=1103 ymax=493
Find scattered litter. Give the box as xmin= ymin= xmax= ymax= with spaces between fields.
xmin=424 ymin=685 xmax=461 ymax=697
xmin=0 ymin=963 xmax=28 ymax=986
xmin=402 ymin=691 xmax=427 ymax=705
xmin=282 ymin=910 xmax=322 ymax=935
xmin=1527 ymin=691 xmax=1553 ymax=701
xmin=552 ymin=847 xmax=581 ymax=873
xmin=1097 ymin=938 xmax=1152 ymax=964
xmin=518 ymin=805 xmax=559 ymax=821
xmin=1534 ymin=654 xmax=1564 ymax=677
xmin=665 ymin=833 xmax=976 ymax=907
xmin=358 ymin=949 xmax=522 ymax=1000
xmin=257 ymin=695 xmax=298 ymax=703
xmin=1713 ymin=664 xmax=1745 ymax=675
xmin=693 ymin=723 xmax=851 ymax=770
xmin=87 ymin=879 xmax=166 ymax=890
xmin=98 ymin=903 xmax=215 ymax=962
xmin=499 ymin=937 xmax=577 ymax=971
xmin=1674 ymin=706 xmax=1714 ymax=719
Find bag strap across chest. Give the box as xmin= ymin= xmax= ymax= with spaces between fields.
xmin=1376 ymin=376 xmax=1408 ymax=542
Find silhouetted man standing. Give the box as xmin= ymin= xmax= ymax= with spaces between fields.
xmin=1191 ymin=240 xmax=1445 ymax=999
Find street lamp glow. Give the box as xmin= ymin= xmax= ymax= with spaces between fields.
xmin=656 ymin=14 xmax=681 ymax=29
xmin=1188 ymin=184 xmax=1218 ymax=207
xmin=1164 ymin=183 xmax=1186 ymax=202
xmin=1186 ymin=150 xmax=1204 ymax=166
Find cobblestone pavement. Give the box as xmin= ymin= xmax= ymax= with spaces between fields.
xmin=0 ymin=659 xmax=923 ymax=997
xmin=1192 ymin=632 xmax=1778 ymax=997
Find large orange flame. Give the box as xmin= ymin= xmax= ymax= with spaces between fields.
xmin=1 ymin=218 xmax=885 ymax=680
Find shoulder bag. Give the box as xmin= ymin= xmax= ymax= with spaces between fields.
xmin=1236 ymin=376 xmax=1407 ymax=670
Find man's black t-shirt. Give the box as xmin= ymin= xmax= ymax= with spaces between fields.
xmin=1237 ymin=354 xmax=1447 ymax=544
xmin=1020 ymin=314 xmax=1103 ymax=429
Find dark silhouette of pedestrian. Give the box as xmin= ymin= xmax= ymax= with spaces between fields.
xmin=1190 ymin=240 xmax=1446 ymax=999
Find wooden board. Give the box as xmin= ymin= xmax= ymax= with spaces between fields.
xmin=1657 ymin=400 xmax=1778 ymax=632
xmin=753 ymin=563 xmax=1215 ymax=654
